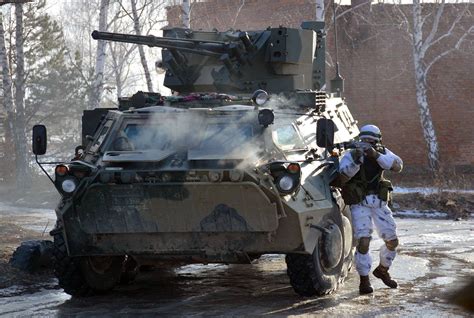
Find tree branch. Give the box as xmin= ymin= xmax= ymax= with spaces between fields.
xmin=424 ymin=25 xmax=474 ymax=78
xmin=425 ymin=3 xmax=469 ymax=53
xmin=420 ymin=0 xmax=445 ymax=56
xmin=394 ymin=3 xmax=413 ymax=42
xmin=232 ymin=0 xmax=245 ymax=28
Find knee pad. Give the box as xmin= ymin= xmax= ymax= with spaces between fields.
xmin=385 ymin=238 xmax=399 ymax=251
xmin=357 ymin=237 xmax=371 ymax=254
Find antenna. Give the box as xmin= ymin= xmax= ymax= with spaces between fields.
xmin=330 ymin=0 xmax=344 ymax=96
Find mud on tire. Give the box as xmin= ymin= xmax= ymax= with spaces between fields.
xmin=286 ymin=217 xmax=353 ymax=297
xmin=286 ymin=246 xmax=343 ymax=297
xmin=52 ymin=231 xmax=124 ymax=296
xmin=52 ymin=232 xmax=92 ymax=297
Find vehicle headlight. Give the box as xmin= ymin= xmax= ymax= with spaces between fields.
xmin=278 ymin=175 xmax=294 ymax=192
xmin=209 ymin=171 xmax=222 ymax=182
xmin=61 ymin=178 xmax=77 ymax=193
xmin=252 ymin=89 xmax=269 ymax=106
xmin=229 ymin=169 xmax=243 ymax=182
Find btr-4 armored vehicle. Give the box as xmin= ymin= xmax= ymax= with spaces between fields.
xmin=32 ymin=21 xmax=359 ymax=297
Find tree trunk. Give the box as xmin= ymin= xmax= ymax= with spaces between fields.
xmin=315 ymin=0 xmax=324 ymax=22
xmin=182 ymin=0 xmax=190 ymax=28
xmin=109 ymin=47 xmax=123 ymax=99
xmin=0 ymin=11 xmax=16 ymax=183
xmin=90 ymin=0 xmax=110 ymax=110
xmin=412 ymin=0 xmax=440 ymax=173
xmin=13 ymin=4 xmax=31 ymax=188
xmin=131 ymin=0 xmax=153 ymax=92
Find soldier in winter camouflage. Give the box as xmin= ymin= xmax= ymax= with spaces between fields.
xmin=338 ymin=124 xmax=403 ymax=294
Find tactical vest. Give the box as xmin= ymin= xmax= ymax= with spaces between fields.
xmin=341 ymin=148 xmax=393 ymax=205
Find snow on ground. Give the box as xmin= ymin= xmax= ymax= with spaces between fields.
xmin=393 ymin=210 xmax=449 ymax=219
xmin=393 ymin=186 xmax=474 ymax=195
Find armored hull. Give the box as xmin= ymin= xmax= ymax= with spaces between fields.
xmin=33 ymin=20 xmax=360 ymax=297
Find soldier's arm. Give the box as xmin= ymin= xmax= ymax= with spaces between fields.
xmin=376 ymin=148 xmax=403 ymax=172
xmin=339 ymin=150 xmax=362 ymax=179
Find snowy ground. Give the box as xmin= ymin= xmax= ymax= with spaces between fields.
xmin=0 ymin=191 xmax=473 ymax=317
xmin=393 ymin=186 xmax=474 ymax=195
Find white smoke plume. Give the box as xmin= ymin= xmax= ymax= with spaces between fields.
xmin=108 ymin=94 xmax=314 ymax=169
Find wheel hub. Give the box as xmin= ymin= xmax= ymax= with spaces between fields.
xmin=320 ymin=223 xmax=343 ymax=270
xmin=87 ymin=256 xmax=115 ymax=274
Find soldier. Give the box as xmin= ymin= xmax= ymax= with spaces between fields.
xmin=339 ymin=124 xmax=403 ymax=294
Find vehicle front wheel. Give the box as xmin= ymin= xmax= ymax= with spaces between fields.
xmin=286 ymin=222 xmax=349 ymax=297
xmin=52 ymin=231 xmax=124 ymax=296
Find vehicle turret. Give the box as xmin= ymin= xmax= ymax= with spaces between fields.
xmin=91 ymin=21 xmax=326 ymax=94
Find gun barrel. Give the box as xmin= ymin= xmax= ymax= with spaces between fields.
xmin=91 ymin=30 xmax=228 ymax=57
xmin=340 ymin=141 xmax=373 ymax=150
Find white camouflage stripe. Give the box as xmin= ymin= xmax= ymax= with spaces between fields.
xmin=351 ymin=195 xmax=398 ymax=275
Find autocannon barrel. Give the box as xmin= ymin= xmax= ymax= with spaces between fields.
xmin=91 ymin=30 xmax=230 ymax=57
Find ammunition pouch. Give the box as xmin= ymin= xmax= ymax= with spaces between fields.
xmin=341 ymin=179 xmax=367 ymax=205
xmin=377 ymin=179 xmax=393 ymax=203
xmin=341 ymin=164 xmax=389 ymax=205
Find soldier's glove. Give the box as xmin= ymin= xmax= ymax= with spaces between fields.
xmin=354 ymin=148 xmax=364 ymax=164
xmin=365 ymin=147 xmax=380 ymax=159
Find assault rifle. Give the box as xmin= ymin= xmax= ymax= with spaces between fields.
xmin=341 ymin=141 xmax=375 ymax=151
xmin=335 ymin=140 xmax=383 ymax=163
xmin=334 ymin=141 xmax=376 ymax=151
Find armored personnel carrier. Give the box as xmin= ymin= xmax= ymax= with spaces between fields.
xmin=32 ymin=21 xmax=359 ymax=297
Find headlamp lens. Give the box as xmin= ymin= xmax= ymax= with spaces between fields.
xmin=61 ymin=179 xmax=77 ymax=193
xmin=278 ymin=175 xmax=294 ymax=191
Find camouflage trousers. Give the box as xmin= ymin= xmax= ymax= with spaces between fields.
xmin=351 ymin=194 xmax=398 ymax=276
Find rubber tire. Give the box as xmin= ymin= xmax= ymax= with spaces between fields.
xmin=120 ymin=256 xmax=139 ymax=285
xmin=52 ymin=232 xmax=92 ymax=297
xmin=286 ymin=240 xmax=344 ymax=297
xmin=9 ymin=240 xmax=53 ymax=272
xmin=286 ymin=214 xmax=352 ymax=297
xmin=53 ymin=232 xmax=124 ymax=296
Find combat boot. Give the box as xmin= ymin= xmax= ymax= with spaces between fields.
xmin=359 ymin=275 xmax=373 ymax=294
xmin=373 ymin=265 xmax=398 ymax=288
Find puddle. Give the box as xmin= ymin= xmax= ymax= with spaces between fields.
xmin=0 ymin=210 xmax=473 ymax=316
xmin=431 ymin=276 xmax=456 ymax=285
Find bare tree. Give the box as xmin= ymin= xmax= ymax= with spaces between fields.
xmin=316 ymin=0 xmax=324 ymax=22
xmin=13 ymin=3 xmax=30 ymax=187
xmin=0 ymin=10 xmax=16 ymax=182
xmin=130 ymin=0 xmax=153 ymax=92
xmin=90 ymin=0 xmax=110 ymax=109
xmin=409 ymin=0 xmax=473 ymax=173
xmin=0 ymin=3 xmax=33 ymax=187
xmin=108 ymin=1 xmax=137 ymax=99
xmin=182 ymin=0 xmax=190 ymax=28
xmin=333 ymin=1 xmax=473 ymax=174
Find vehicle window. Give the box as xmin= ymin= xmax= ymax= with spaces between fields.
xmin=119 ymin=124 xmax=172 ymax=150
xmin=89 ymin=119 xmax=113 ymax=153
xmin=109 ymin=120 xmax=255 ymax=152
xmin=199 ymin=123 xmax=253 ymax=150
xmin=272 ymin=124 xmax=306 ymax=151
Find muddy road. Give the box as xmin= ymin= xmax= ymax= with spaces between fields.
xmin=0 ymin=203 xmax=473 ymax=317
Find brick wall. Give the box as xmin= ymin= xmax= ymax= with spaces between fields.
xmin=167 ymin=0 xmax=474 ymax=172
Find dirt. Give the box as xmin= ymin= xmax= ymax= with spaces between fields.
xmin=392 ymin=191 xmax=474 ymax=219
xmin=0 ymin=182 xmax=473 ymax=316
xmin=0 ymin=221 xmax=54 ymax=291
xmin=0 ymin=219 xmax=472 ymax=316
